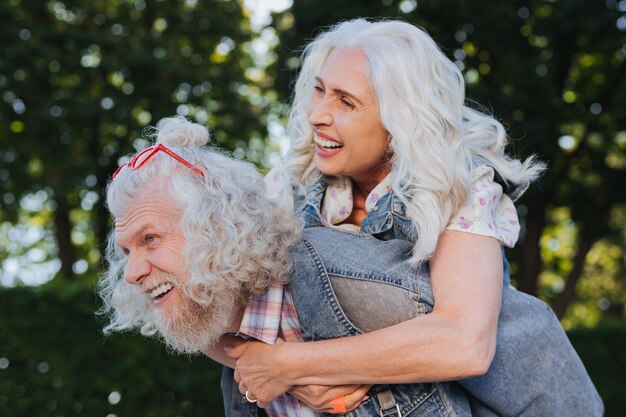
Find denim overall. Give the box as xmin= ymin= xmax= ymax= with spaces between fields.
xmin=288 ymin=178 xmax=603 ymax=417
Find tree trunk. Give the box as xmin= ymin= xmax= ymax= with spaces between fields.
xmin=552 ymin=238 xmax=595 ymax=319
xmin=552 ymin=202 xmax=611 ymax=318
xmin=54 ymin=201 xmax=76 ymax=280
xmin=95 ymin=200 xmax=111 ymax=270
xmin=516 ymin=197 xmax=549 ymax=296
xmin=84 ymin=113 xmax=112 ymax=269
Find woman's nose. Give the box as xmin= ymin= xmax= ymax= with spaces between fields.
xmin=307 ymin=97 xmax=332 ymax=127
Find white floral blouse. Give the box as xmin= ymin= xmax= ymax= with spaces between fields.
xmin=265 ymin=165 xmax=521 ymax=248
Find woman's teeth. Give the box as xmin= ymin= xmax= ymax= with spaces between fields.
xmin=314 ymin=136 xmax=343 ymax=150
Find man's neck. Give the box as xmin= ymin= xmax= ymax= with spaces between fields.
xmin=201 ymin=304 xmax=247 ymax=367
xmin=224 ymin=303 xmax=247 ymax=335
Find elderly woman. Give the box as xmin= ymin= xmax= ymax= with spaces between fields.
xmin=226 ymin=18 xmax=601 ymax=416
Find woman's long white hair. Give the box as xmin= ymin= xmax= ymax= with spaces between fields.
xmin=98 ymin=116 xmax=301 ymax=334
xmin=276 ymin=18 xmax=544 ymax=262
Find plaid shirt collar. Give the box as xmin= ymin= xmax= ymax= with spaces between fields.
xmin=237 ymin=277 xmax=303 ymax=344
xmin=235 ymin=278 xmax=319 ymax=417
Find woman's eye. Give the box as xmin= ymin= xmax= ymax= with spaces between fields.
xmin=145 ymin=235 xmax=156 ymax=244
xmin=313 ymin=85 xmax=324 ymax=93
xmin=341 ymin=98 xmax=355 ymax=109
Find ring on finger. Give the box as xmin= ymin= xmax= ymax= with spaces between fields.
xmin=245 ymin=390 xmax=258 ymax=404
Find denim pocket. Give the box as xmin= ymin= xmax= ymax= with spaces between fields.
xmin=329 ymin=275 xmax=427 ymax=333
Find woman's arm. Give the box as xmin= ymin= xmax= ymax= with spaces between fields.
xmin=227 ymin=230 xmax=503 ymax=402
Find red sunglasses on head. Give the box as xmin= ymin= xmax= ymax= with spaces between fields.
xmin=112 ymin=144 xmax=204 ymax=179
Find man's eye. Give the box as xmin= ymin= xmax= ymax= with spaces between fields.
xmin=313 ymin=85 xmax=324 ymax=93
xmin=145 ymin=235 xmax=156 ymax=244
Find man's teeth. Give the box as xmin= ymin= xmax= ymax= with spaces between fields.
xmin=314 ymin=136 xmax=342 ymax=149
xmin=150 ymin=282 xmax=174 ymax=299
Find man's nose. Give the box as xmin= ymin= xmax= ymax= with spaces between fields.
xmin=124 ymin=253 xmax=150 ymax=285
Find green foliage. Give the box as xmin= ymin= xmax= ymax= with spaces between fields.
xmin=0 ymin=284 xmax=225 ymax=417
xmin=1 ymin=0 xmax=265 ymax=209
xmin=0 ymin=0 xmax=276 ymax=280
xmin=1 ymin=285 xmax=625 ymax=416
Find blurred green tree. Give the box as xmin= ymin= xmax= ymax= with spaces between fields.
xmin=268 ymin=0 xmax=626 ymax=323
xmin=0 ymin=0 xmax=272 ymax=280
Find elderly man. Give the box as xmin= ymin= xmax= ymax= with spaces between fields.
xmin=99 ymin=116 xmax=383 ymax=416
xmin=100 ymin=117 xmax=602 ymax=417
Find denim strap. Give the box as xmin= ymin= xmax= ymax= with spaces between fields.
xmin=377 ymin=389 xmax=402 ymax=417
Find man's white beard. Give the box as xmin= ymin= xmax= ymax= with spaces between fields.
xmin=145 ymin=279 xmax=240 ymax=356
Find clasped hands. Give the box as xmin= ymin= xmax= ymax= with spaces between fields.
xmin=225 ymin=339 xmax=370 ymax=414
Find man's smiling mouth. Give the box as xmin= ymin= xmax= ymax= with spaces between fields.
xmin=147 ymin=282 xmax=174 ymax=300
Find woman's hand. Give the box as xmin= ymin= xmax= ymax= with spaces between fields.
xmin=225 ymin=340 xmax=370 ymax=411
xmin=290 ymin=384 xmax=371 ymax=413
xmin=225 ymin=339 xmax=291 ymax=408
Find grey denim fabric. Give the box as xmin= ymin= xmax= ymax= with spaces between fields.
xmin=288 ymin=226 xmax=603 ymax=417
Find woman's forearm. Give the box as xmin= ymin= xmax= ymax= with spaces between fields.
xmin=277 ymin=310 xmax=494 ymax=386
xmin=276 ymin=230 xmax=503 ymax=386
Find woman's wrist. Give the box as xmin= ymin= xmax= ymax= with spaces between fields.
xmin=274 ymin=341 xmax=303 ymax=385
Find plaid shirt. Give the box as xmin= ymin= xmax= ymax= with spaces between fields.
xmin=238 ymin=279 xmax=322 ymax=417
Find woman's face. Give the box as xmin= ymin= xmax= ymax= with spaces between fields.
xmin=307 ymin=47 xmax=391 ymax=188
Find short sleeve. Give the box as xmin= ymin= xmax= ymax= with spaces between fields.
xmin=446 ymin=165 xmax=521 ymax=248
xmin=264 ymin=167 xmax=295 ymax=213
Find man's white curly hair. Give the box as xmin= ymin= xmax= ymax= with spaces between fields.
xmin=274 ymin=18 xmax=545 ymax=262
xmin=98 ymin=116 xmax=301 ymax=335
